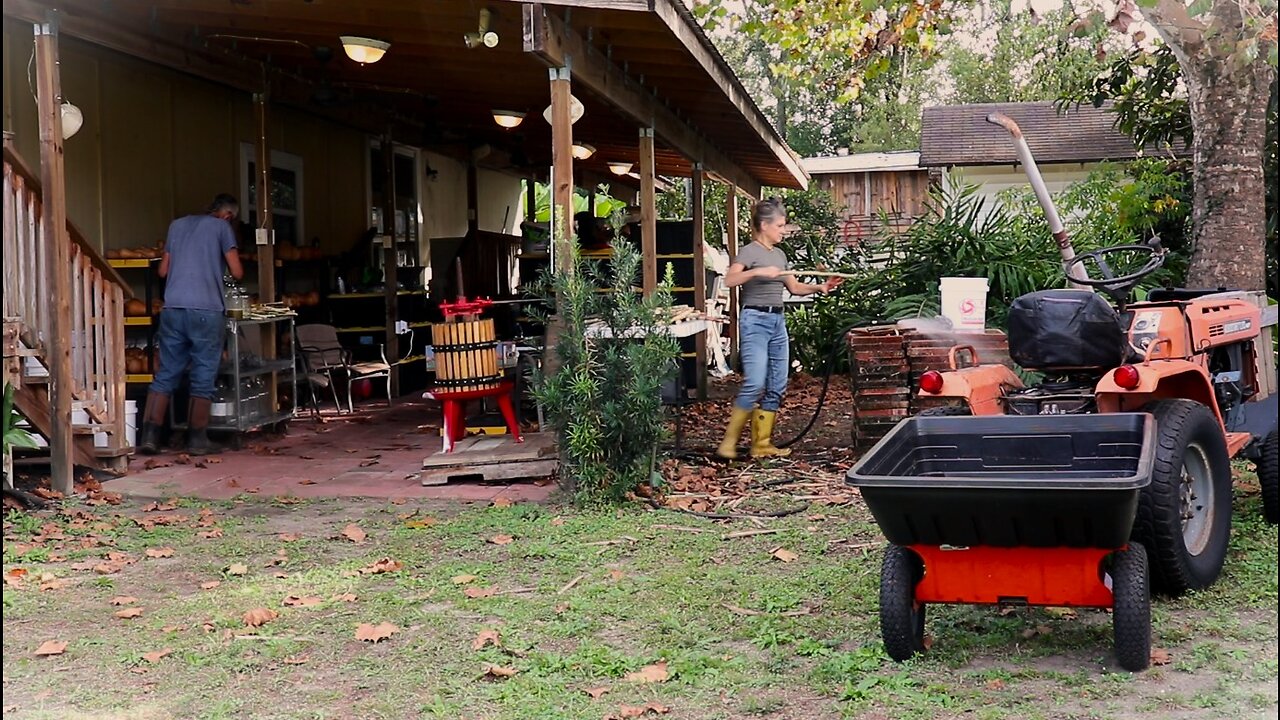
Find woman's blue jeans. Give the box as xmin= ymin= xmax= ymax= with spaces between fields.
xmin=734 ymin=308 xmax=789 ymax=412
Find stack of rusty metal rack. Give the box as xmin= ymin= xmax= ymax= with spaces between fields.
xmin=847 ymin=325 xmax=1013 ymax=448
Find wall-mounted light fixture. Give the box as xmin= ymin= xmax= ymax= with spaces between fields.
xmin=464 ymin=8 xmax=500 ymax=49
xmin=607 ymin=161 xmax=633 ymax=176
xmin=492 ymin=110 xmax=525 ymax=129
xmin=572 ymin=143 xmax=595 ymax=160
xmin=339 ymin=35 xmax=390 ymax=64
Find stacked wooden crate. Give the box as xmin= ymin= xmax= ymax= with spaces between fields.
xmin=847 ymin=327 xmax=913 ymax=449
xmin=847 ymin=325 xmax=1013 ymax=448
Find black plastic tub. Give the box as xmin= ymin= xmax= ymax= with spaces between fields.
xmin=847 ymin=413 xmax=1155 ymax=548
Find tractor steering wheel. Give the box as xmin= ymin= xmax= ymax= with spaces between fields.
xmin=1066 ymin=241 xmax=1165 ymax=297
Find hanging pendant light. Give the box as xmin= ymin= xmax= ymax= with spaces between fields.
xmin=571 ymin=143 xmax=595 ymax=160
xmin=607 ymin=161 xmax=632 ymax=176
xmin=60 ymin=102 xmax=83 ymax=139
xmin=492 ymin=110 xmax=526 ymax=129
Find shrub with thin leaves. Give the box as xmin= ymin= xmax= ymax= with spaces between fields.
xmin=531 ymin=236 xmax=680 ymax=506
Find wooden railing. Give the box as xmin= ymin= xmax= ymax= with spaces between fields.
xmin=2 ymin=146 xmax=127 ymax=446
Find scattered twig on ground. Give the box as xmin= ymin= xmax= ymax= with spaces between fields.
xmin=722 ymin=528 xmax=780 ymax=540
xmin=557 ymin=574 xmax=587 ymax=595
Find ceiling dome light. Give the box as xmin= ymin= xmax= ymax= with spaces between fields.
xmin=572 ymin=143 xmax=595 ymax=160
xmin=492 ymin=110 xmax=525 ymax=129
xmin=339 ymin=36 xmax=390 ymax=64
xmin=607 ymin=161 xmax=633 ymax=176
xmin=60 ymin=102 xmax=84 ymax=139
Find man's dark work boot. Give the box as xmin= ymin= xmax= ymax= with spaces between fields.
xmin=187 ymin=397 xmax=219 ymax=456
xmin=138 ymin=392 xmax=169 ymax=455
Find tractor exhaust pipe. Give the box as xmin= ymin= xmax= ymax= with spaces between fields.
xmin=985 ymin=112 xmax=1089 ymax=288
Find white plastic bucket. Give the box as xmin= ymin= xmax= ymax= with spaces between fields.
xmin=940 ymin=277 xmax=989 ymax=332
xmin=124 ymin=400 xmax=138 ymax=447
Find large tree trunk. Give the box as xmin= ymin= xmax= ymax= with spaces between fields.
xmin=1145 ymin=0 xmax=1275 ymax=292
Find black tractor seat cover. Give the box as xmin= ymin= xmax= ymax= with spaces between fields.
xmin=1145 ymin=287 xmax=1229 ymax=303
xmin=1008 ymin=289 xmax=1127 ymax=370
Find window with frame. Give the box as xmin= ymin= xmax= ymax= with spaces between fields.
xmin=239 ymin=144 xmax=304 ymax=246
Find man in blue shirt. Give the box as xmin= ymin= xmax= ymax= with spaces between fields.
xmin=138 ymin=193 xmax=244 ymax=455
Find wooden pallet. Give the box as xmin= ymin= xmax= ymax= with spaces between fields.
xmin=419 ymin=432 xmax=557 ymax=486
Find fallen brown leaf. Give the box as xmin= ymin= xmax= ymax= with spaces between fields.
xmin=490 ymin=497 xmax=514 ymax=508
xmin=584 ymin=686 xmax=609 ymax=699
xmin=482 ymin=663 xmax=519 ymax=678
xmin=451 ymin=574 xmax=478 ymax=585
xmin=283 ymin=595 xmax=323 ymax=608
xmin=355 ymin=622 xmax=398 ymax=642
xmin=359 ymin=558 xmax=402 ymax=575
xmin=488 ymin=534 xmax=514 ymax=545
xmin=92 ymin=563 xmax=122 ymax=575
xmin=463 ymin=585 xmax=499 ymax=599
xmin=283 ymin=654 xmax=310 ymax=665
xmin=39 ymin=579 xmax=69 ymax=591
xmin=1150 ymin=647 xmax=1173 ymax=666
xmin=624 ymin=661 xmax=669 ymax=684
xmin=472 ymin=629 xmax=502 ymax=650
xmin=35 ymin=640 xmax=67 ymax=657
xmin=404 ymin=519 xmax=437 ymax=529
xmin=985 ymin=678 xmax=1006 ymax=690
xmin=341 ymin=524 xmax=367 ymax=543
xmin=141 ymin=648 xmax=172 ymax=663
xmin=550 ymin=516 xmax=566 ymax=527
xmin=199 ymin=581 xmax=221 ymax=590
xmin=332 ymin=593 xmax=358 ymax=603
xmin=197 ymin=528 xmax=224 ymax=539
xmin=389 ymin=497 xmax=408 ymax=505
xmin=278 ymin=533 xmax=302 ymax=542
xmin=273 ymin=572 xmax=289 ymax=579
xmin=242 ymin=608 xmax=278 ymax=627
xmin=161 ymin=625 xmax=183 ymax=633
xmin=298 ymin=478 xmax=317 ymax=485
xmin=142 ymin=502 xmax=177 ymax=512
xmin=109 ymin=596 xmax=138 ymax=606
xmin=608 ymin=569 xmax=625 ymax=581
xmin=607 ymin=702 xmax=671 ymax=719
xmin=226 ymin=563 xmax=248 ymax=576
xmin=145 ymin=547 xmax=175 ymax=559
xmin=114 ymin=607 xmax=144 ymax=619
xmin=771 ymin=547 xmax=799 ymax=563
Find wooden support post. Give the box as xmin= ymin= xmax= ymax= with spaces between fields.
xmin=639 ymin=127 xmax=657 ymax=295
xmin=725 ymin=186 xmax=739 ymax=364
xmin=253 ymin=92 xmax=278 ymax=414
xmin=691 ymin=164 xmax=707 ymax=400
xmin=34 ymin=17 xmax=73 ymax=493
xmin=549 ymin=67 xmax=575 ymax=276
xmin=381 ymin=134 xmax=399 ymax=396
xmin=525 ymin=177 xmax=537 ymax=223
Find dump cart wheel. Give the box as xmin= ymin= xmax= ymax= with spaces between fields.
xmin=1132 ymin=400 xmax=1232 ymax=597
xmin=1110 ymin=543 xmax=1151 ymax=672
xmin=880 ymin=544 xmax=927 ymax=662
xmin=1256 ymin=430 xmax=1278 ymax=525
xmin=918 ymin=406 xmax=971 ymax=417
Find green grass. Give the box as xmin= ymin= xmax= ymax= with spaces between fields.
xmin=2 ymin=475 xmax=1277 ymax=720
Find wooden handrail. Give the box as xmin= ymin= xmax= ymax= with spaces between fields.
xmin=2 ymin=137 xmax=131 ymax=296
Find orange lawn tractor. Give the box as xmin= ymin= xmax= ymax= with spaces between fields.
xmin=911 ymin=113 xmax=1278 ymax=598
xmin=846 ymin=112 xmax=1276 ymax=672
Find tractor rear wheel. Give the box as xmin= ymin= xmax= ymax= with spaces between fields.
xmin=1256 ymin=430 xmax=1278 ymax=525
xmin=880 ymin=544 xmax=927 ymax=662
xmin=1132 ymin=400 xmax=1232 ymax=597
xmin=1111 ymin=543 xmax=1151 ymax=672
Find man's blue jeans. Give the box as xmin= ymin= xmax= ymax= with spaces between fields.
xmin=150 ymin=308 xmax=225 ymax=400
xmin=734 ymin=308 xmax=789 ymax=412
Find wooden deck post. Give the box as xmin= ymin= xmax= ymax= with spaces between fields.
xmin=725 ymin=185 xmax=739 ymax=365
xmin=691 ymin=163 xmax=707 ymax=399
xmin=382 ymin=133 xmax=399 ymax=396
xmin=639 ymin=128 xmax=657 ymax=295
xmin=549 ymin=67 xmax=574 ymax=277
xmin=34 ymin=16 xmax=73 ymax=493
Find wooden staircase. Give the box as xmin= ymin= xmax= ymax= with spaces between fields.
xmin=3 ymin=137 xmax=132 ymax=476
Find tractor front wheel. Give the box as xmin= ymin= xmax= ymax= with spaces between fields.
xmin=1132 ymin=400 xmax=1232 ymax=597
xmin=880 ymin=544 xmax=927 ymax=662
xmin=1256 ymin=430 xmax=1278 ymax=525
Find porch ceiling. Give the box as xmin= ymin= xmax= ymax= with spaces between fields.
xmin=5 ymin=0 xmax=804 ymax=193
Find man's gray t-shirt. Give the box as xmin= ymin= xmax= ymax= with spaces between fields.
xmin=163 ymin=214 xmax=237 ymax=312
xmin=735 ymin=241 xmax=789 ymax=307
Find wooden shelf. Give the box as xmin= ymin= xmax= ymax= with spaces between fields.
xmin=657 ymin=254 xmax=696 ymax=259
xmin=108 ymin=258 xmax=159 ymax=268
xmin=329 ymin=290 xmax=427 ymax=299
xmin=124 ymin=316 xmax=152 ymax=326
xmin=125 ymin=374 xmax=153 ymax=383
xmin=518 ymin=252 xmax=549 ymax=260
xmin=334 ymin=326 xmax=386 ymax=333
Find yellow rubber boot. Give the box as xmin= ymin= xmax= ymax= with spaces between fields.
xmin=716 ymin=407 xmax=753 ymax=460
xmin=750 ymin=409 xmax=791 ymax=458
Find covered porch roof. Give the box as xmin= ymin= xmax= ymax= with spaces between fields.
xmin=4 ymin=0 xmax=805 ymax=197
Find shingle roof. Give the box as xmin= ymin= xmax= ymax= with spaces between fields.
xmin=919 ymin=101 xmax=1189 ymax=167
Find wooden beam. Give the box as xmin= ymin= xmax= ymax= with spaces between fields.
xmin=382 ymin=134 xmax=399 ymax=396
xmin=525 ymin=177 xmax=537 ymax=223
xmin=691 ymin=163 xmax=706 ymax=400
xmin=639 ymin=128 xmax=657 ymax=295
xmin=523 ymin=3 xmax=763 ymax=199
xmin=33 ymin=17 xmax=73 ymax=493
xmin=549 ymin=67 xmax=575 ymax=276
xmin=650 ymin=0 xmax=807 ymax=190
xmin=725 ymin=185 xmax=739 ymax=364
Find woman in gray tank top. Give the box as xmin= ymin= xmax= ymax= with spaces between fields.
xmin=716 ymin=198 xmax=841 ymax=459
